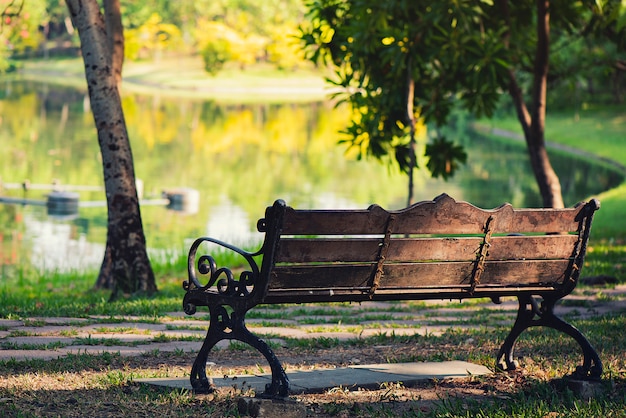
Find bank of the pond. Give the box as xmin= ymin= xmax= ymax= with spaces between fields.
xmin=15 ymin=57 xmax=331 ymax=103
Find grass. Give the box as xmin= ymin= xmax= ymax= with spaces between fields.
xmin=590 ymin=183 xmax=626 ymax=241
xmin=425 ymin=383 xmax=626 ymax=418
xmin=481 ymin=104 xmax=626 ymax=163
xmin=0 ymin=244 xmax=257 ymax=318
xmin=9 ymin=313 xmax=621 ymax=416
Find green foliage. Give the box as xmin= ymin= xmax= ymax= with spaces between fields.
xmin=298 ymin=0 xmax=508 ymax=179
xmin=266 ymin=22 xmax=308 ymax=70
xmin=0 ymin=0 xmax=310 ymax=72
xmin=0 ymin=0 xmax=46 ymax=68
xmin=425 ymin=136 xmax=468 ymax=180
xmin=194 ymin=20 xmax=246 ymax=74
xmin=191 ymin=8 xmax=310 ymax=73
xmin=199 ymin=38 xmax=231 ymax=75
xmin=124 ymin=13 xmax=184 ymax=60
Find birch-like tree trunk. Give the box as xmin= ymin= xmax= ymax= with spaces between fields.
xmin=66 ymin=0 xmax=157 ymax=298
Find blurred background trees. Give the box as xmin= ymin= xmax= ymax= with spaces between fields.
xmin=1 ymin=0 xmax=622 ymax=101
xmin=1 ymin=0 xmax=310 ymax=73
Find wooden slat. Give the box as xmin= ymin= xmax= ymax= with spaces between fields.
xmin=488 ymin=235 xmax=578 ymax=260
xmin=390 ymin=198 xmax=585 ymax=235
xmin=376 ymin=260 xmax=570 ymax=287
xmin=388 ymin=235 xmax=577 ymax=262
xmin=275 ymin=238 xmax=381 ymax=263
xmin=279 ymin=194 xmax=589 ymax=236
xmin=281 ymin=205 xmax=389 ymax=235
xmin=275 ymin=235 xmax=578 ymax=264
xmin=269 ymin=264 xmax=374 ymax=289
xmin=264 ymin=285 xmax=561 ymax=304
xmin=268 ymin=260 xmax=570 ymax=290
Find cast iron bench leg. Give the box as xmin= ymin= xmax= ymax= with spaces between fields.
xmin=496 ymin=295 xmax=603 ymax=380
xmin=190 ymin=326 xmax=219 ymax=393
xmin=190 ymin=304 xmax=290 ymax=398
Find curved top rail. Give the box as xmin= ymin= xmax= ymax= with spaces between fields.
xmin=277 ymin=194 xmax=599 ymax=236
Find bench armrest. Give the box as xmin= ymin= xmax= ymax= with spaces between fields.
xmin=183 ymin=236 xmax=261 ymax=298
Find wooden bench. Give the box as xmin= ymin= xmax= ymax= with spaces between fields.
xmin=182 ymin=194 xmax=602 ymax=398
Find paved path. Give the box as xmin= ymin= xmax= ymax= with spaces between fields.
xmin=1 ymin=286 xmax=623 ymax=394
xmin=1 ymin=286 xmax=624 ymax=362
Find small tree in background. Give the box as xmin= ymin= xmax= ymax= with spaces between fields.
xmin=124 ymin=12 xmax=183 ymax=61
xmin=300 ymin=0 xmax=626 ymax=208
xmin=0 ymin=0 xmax=46 ymax=71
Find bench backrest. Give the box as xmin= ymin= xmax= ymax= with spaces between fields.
xmin=257 ymin=194 xmax=599 ymax=304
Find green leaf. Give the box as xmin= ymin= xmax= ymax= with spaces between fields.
xmin=425 ymin=136 xmax=468 ymax=180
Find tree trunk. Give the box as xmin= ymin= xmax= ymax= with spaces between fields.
xmin=66 ymin=0 xmax=157 ymax=298
xmin=406 ymin=61 xmax=416 ymax=207
xmin=504 ymin=0 xmax=564 ymax=208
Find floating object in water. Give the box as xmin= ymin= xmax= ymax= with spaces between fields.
xmin=47 ymin=191 xmax=80 ymax=219
xmin=163 ymin=188 xmax=200 ymax=215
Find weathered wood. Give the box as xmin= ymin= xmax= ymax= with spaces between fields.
xmin=263 ymin=285 xmax=562 ymax=304
xmin=276 ymin=235 xmax=578 ymax=264
xmin=268 ymin=259 xmax=570 ymax=291
xmin=281 ymin=194 xmax=587 ymax=236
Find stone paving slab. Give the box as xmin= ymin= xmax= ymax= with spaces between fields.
xmin=137 ymin=360 xmax=491 ymax=394
xmin=1 ymin=290 xmax=623 ymax=363
xmin=0 ymin=322 xmax=469 ymax=362
xmin=0 ymin=341 xmax=202 ymax=361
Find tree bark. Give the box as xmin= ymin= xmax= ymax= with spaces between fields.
xmin=103 ymin=0 xmax=124 ymax=85
xmin=504 ymin=0 xmax=564 ymax=208
xmin=527 ymin=0 xmax=563 ymax=208
xmin=406 ymin=61 xmax=416 ymax=207
xmin=66 ymin=0 xmax=157 ymax=298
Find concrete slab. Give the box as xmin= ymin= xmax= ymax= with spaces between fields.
xmin=137 ymin=360 xmax=491 ymax=395
xmin=351 ymin=360 xmax=490 ymax=380
xmin=285 ymin=367 xmax=388 ymax=392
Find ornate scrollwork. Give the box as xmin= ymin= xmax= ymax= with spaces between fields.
xmin=183 ymin=237 xmax=261 ymax=299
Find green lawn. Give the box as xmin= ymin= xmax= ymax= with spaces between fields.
xmin=480 ymin=104 xmax=626 ymax=163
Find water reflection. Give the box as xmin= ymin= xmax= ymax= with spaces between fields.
xmin=25 ymin=211 xmax=105 ymax=272
xmin=0 ymin=80 xmax=622 ymax=273
xmin=206 ymin=197 xmax=256 ymax=246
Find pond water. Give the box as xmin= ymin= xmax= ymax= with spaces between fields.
xmin=0 ymin=80 xmax=622 ymax=273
